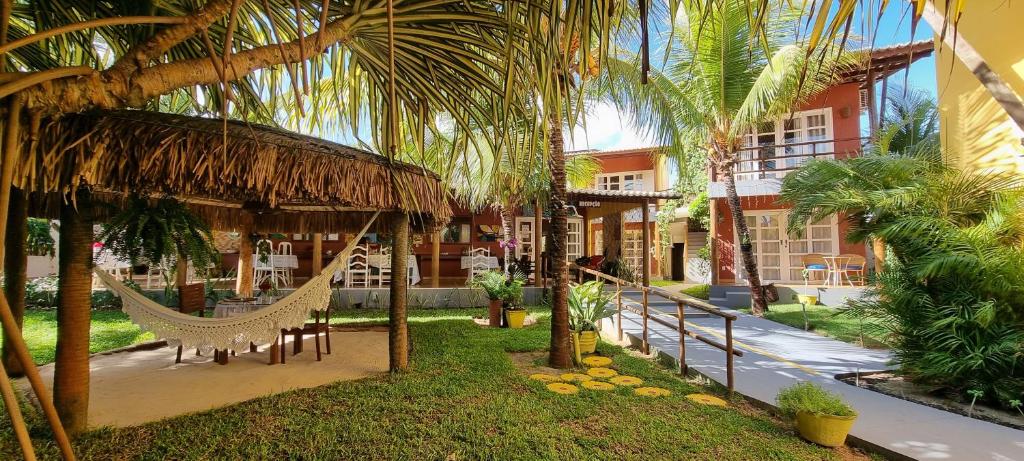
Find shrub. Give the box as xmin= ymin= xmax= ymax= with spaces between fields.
xmin=776 ymin=382 xmax=856 ymax=418
xmin=681 ymin=284 xmax=710 ymax=300
xmin=27 ymin=218 xmax=56 ymax=257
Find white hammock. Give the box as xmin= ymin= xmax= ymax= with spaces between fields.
xmin=94 ymin=212 xmax=380 ymax=352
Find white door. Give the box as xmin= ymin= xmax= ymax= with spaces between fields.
xmin=566 ymin=218 xmax=583 ymax=261
xmin=514 ymin=217 xmax=536 ymax=260
xmin=736 ymin=211 xmax=839 ymax=283
xmin=623 ymin=229 xmax=644 ymax=276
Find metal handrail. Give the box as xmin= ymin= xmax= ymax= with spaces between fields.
xmin=571 ymin=264 xmax=739 ymax=393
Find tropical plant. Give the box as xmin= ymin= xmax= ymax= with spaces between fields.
xmin=779 ymin=102 xmax=1024 ymax=408
xmin=471 ymin=271 xmax=508 ymax=302
xmin=26 ymin=218 xmax=56 ymax=257
xmin=776 ymin=382 xmax=856 ymax=418
xmin=601 ymin=0 xmax=857 ymax=315
xmin=568 ymin=281 xmax=615 ymax=333
xmin=99 ymin=196 xmax=220 ymax=285
xmin=501 ymin=275 xmax=527 ymax=311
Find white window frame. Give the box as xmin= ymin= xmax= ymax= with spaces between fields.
xmin=736 ymin=108 xmax=834 ymax=181
xmin=596 ymin=170 xmax=654 ymax=192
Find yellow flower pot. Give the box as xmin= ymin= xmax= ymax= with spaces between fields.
xmin=506 ymin=309 xmax=527 ymax=329
xmin=797 ymin=294 xmax=818 ymax=306
xmin=576 ymin=331 xmax=598 ymax=354
xmin=795 ymin=411 xmax=857 ymax=448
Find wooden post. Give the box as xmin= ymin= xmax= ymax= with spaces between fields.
xmin=726 ymin=317 xmax=735 ymax=395
xmin=389 ymin=212 xmax=410 ymax=371
xmin=867 ymin=68 xmax=878 ymax=137
xmin=677 ymin=300 xmax=687 ymax=376
xmin=235 ymin=219 xmax=254 ymax=298
xmin=616 ymin=280 xmax=622 ymax=341
xmin=709 ymin=198 xmax=719 ymax=285
xmin=3 ymin=187 xmax=27 ymax=377
xmin=533 ymin=200 xmax=542 ymax=287
xmin=641 ymin=199 xmax=651 ymax=287
xmin=581 ymin=208 xmax=590 ymax=256
xmin=431 ymin=230 xmax=440 ymax=288
xmin=641 ymin=288 xmax=649 ymax=355
xmin=312 ymin=233 xmax=323 ymax=276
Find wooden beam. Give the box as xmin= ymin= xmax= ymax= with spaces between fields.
xmin=311 ymin=233 xmax=323 ymax=276
xmin=430 ymin=230 xmax=440 ymax=288
xmin=389 ymin=212 xmax=410 ymax=371
xmin=641 ymin=199 xmax=651 ymax=287
xmin=581 ymin=208 xmax=590 ymax=256
xmin=867 ymin=68 xmax=878 ymax=136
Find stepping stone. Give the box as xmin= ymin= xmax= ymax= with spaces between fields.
xmin=546 ymin=383 xmax=579 ymax=395
xmin=582 ymin=356 xmax=612 ymax=367
xmin=634 ymin=387 xmax=671 ymax=397
xmin=560 ymin=373 xmax=593 ymax=383
xmin=609 ymin=375 xmax=643 ymax=386
xmin=686 ymin=393 xmax=728 ymax=407
xmin=586 ymin=367 xmax=618 ymax=378
xmin=529 ymin=373 xmax=561 ymax=382
xmin=582 ymin=381 xmax=615 ymax=391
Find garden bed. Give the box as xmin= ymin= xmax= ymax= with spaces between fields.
xmin=838 ymin=371 xmax=1024 ymax=431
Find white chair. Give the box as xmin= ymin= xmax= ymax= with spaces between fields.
xmin=253 ymin=242 xmax=278 ymax=288
xmin=275 ymin=241 xmax=293 ymax=287
xmin=345 ymin=245 xmax=369 ymax=288
xmin=467 ymin=251 xmax=493 ymax=282
xmin=471 ymin=247 xmax=490 ymax=257
xmin=378 ymin=255 xmax=415 ymax=286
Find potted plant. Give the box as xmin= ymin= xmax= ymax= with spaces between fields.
xmin=472 ymin=271 xmax=507 ymax=327
xmin=568 ymin=281 xmax=615 ymax=357
xmin=776 ymin=382 xmax=858 ymax=448
xmin=502 ymin=274 xmax=527 ymax=328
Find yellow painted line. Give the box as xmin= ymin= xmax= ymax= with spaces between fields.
xmin=682 ymin=320 xmax=823 ymax=377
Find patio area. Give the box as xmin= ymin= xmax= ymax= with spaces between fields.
xmin=17 ymin=328 xmax=388 ymax=428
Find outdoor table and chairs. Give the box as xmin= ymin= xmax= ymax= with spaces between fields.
xmin=252 ymin=254 xmax=298 ymax=288
xmin=802 ymin=253 xmax=867 ymax=287
xmin=211 ymin=296 xmax=330 ymax=365
xmin=462 ymin=249 xmax=500 ymax=281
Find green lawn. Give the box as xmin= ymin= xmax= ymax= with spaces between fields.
xmin=10 ymin=308 xmax=155 ymax=365
xmin=648 ymin=279 xmax=680 ymax=287
xmin=2 ymin=308 xmax=869 ymax=460
xmin=742 ymin=304 xmax=890 ymax=349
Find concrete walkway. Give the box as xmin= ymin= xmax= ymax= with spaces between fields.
xmin=608 ymin=289 xmax=1024 ymax=461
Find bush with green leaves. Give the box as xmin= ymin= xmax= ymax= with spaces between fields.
xmin=681 ymin=284 xmax=710 ymax=300
xmin=27 ymin=218 xmax=56 ymax=257
xmin=471 ymin=271 xmax=508 ymax=301
xmin=776 ymin=382 xmax=856 ymax=418
xmin=779 ymin=92 xmax=1024 ymax=409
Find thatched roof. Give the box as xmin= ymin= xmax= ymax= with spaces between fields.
xmin=20 ymin=110 xmax=452 ymax=233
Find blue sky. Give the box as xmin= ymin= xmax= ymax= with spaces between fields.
xmin=571 ymin=3 xmax=940 ymax=151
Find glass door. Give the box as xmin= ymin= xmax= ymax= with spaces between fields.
xmin=566 ymin=218 xmax=583 ymax=261
xmin=785 ymin=216 xmax=837 ymax=281
xmin=514 ymin=217 xmax=535 ymax=260
xmin=623 ymin=229 xmax=644 ymax=276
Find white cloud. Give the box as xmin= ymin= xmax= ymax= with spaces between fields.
xmin=565 ymin=102 xmax=657 ymax=151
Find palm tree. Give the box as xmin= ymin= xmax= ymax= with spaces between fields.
xmin=779 ymin=123 xmax=1024 ymax=406
xmin=602 ymin=0 xmax=855 ymax=315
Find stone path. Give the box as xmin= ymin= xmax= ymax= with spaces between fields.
xmin=607 ymin=288 xmax=1024 ymax=461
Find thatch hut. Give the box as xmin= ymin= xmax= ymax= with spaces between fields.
xmin=7 ymin=109 xmax=450 ymax=434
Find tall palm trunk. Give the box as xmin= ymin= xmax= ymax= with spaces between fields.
xmin=2 ymin=188 xmax=27 ymax=377
xmin=54 ymin=192 xmax=94 ymax=435
xmin=721 ymin=159 xmax=768 ymax=316
xmin=389 ymin=212 xmax=410 ymax=371
xmin=499 ymin=204 xmax=515 ymax=273
xmin=547 ymin=112 xmax=572 ymax=368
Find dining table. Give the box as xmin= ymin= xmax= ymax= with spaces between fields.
xmin=822 ymin=255 xmax=853 ymax=287
xmin=212 ymin=297 xmax=283 ymax=365
xmin=332 ymin=254 xmax=421 ymax=285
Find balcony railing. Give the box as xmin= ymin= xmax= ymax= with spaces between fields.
xmin=713 ymin=137 xmax=869 ymax=182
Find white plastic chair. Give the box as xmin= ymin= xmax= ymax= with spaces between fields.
xmin=345 ymin=244 xmax=369 ymax=287
xmin=275 ymin=242 xmax=293 ymax=286
xmin=253 ymin=242 xmax=278 ymax=288
xmin=467 ymin=251 xmax=493 ymax=282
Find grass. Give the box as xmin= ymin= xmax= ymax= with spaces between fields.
xmin=8 ymin=308 xmax=155 ymax=365
xmin=681 ymin=284 xmax=710 ymax=300
xmin=648 ymin=279 xmax=680 ymax=287
xmin=741 ymin=304 xmax=889 ymax=349
xmin=2 ymin=308 xmax=866 ymax=460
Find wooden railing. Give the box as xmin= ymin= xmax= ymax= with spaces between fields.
xmin=571 ymin=265 xmax=742 ymax=393
xmin=713 ymin=137 xmax=869 ymax=181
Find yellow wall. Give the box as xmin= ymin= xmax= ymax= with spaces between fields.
xmin=936 ymin=1 xmax=1024 ymax=176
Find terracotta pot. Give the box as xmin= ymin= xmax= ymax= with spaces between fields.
xmin=488 ymin=299 xmax=502 ymax=327
xmin=795 ymin=411 xmax=857 ymax=448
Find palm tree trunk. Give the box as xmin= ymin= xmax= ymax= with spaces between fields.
xmin=922 ymin=0 xmax=1024 ymax=135
xmin=389 ymin=212 xmax=410 ymax=371
xmin=2 ymin=187 xmax=27 ymax=377
xmin=54 ymin=191 xmax=93 ymax=435
xmin=721 ymin=160 xmax=768 ymax=316
xmin=547 ymin=112 xmax=572 ymax=368
xmin=499 ymin=204 xmax=515 ymax=273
